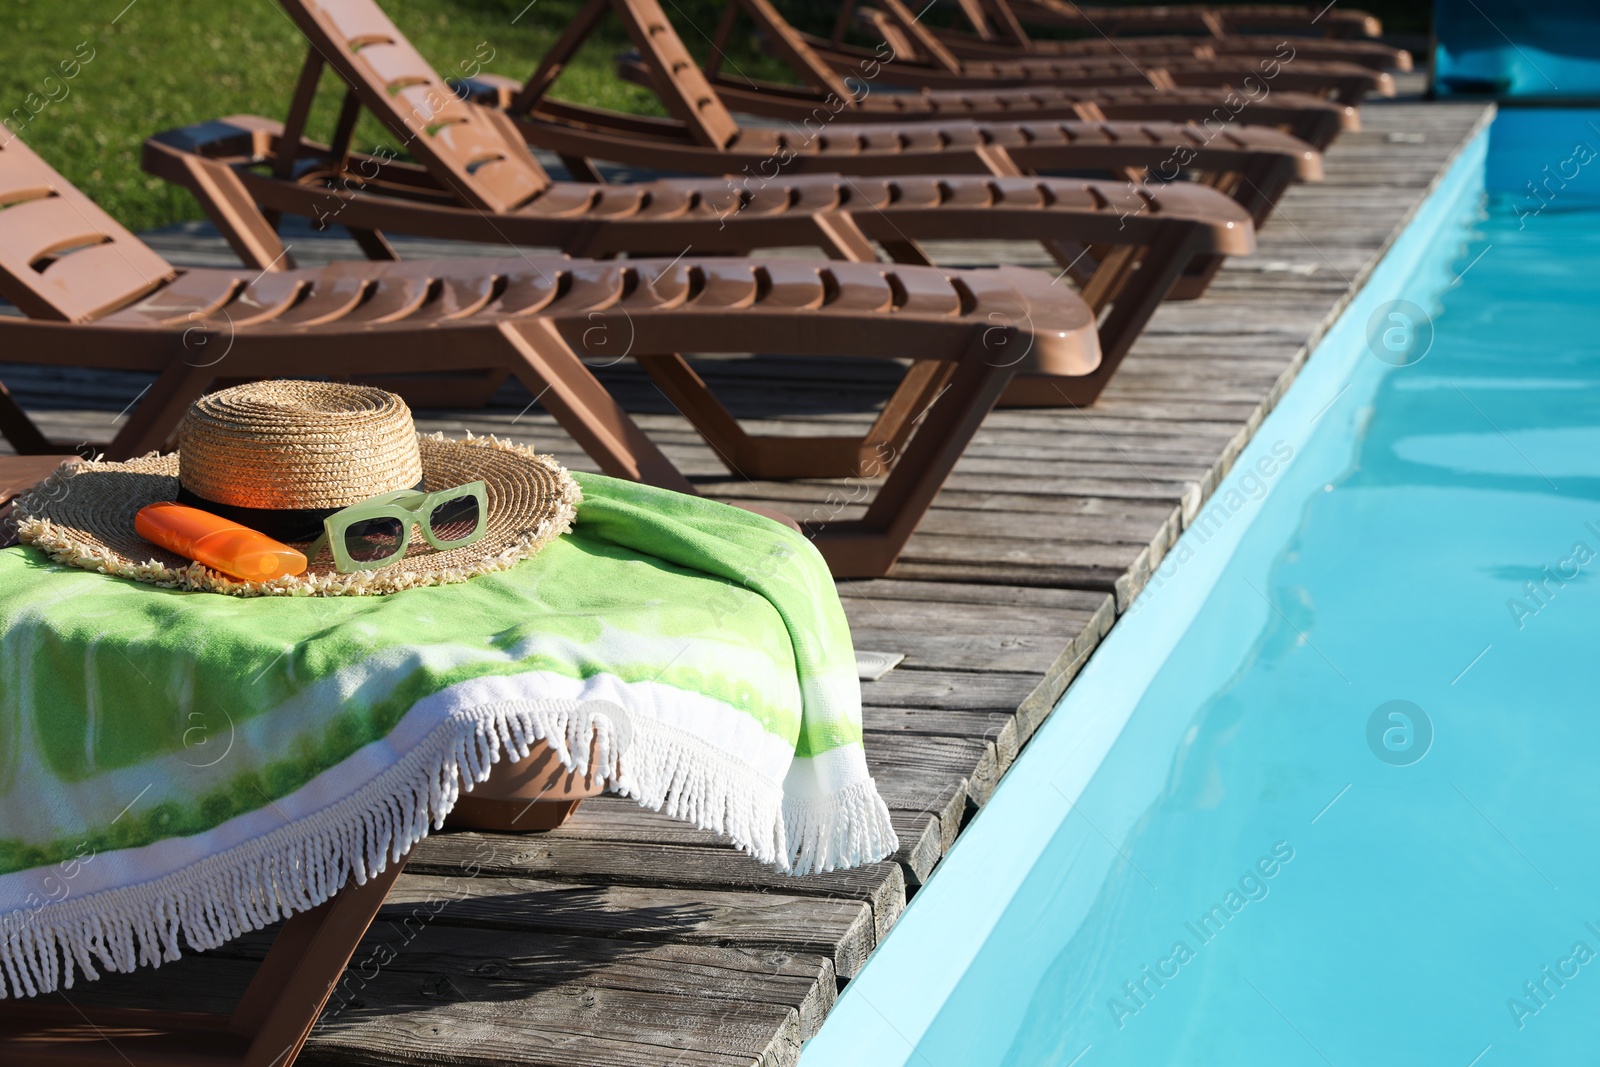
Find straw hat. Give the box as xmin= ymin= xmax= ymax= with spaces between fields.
xmin=13 ymin=380 xmax=581 ymax=596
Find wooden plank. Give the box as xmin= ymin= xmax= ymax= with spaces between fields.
xmin=376 ymin=870 xmax=880 ymax=981
xmin=406 ymin=833 xmax=909 ymax=946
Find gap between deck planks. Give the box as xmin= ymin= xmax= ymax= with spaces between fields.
xmin=16 ymin=99 xmax=1492 ymax=1067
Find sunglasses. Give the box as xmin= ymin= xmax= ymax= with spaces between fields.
xmin=303 ymin=481 xmax=488 ymax=572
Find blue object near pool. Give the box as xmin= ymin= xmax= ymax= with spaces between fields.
xmin=1435 ymin=1 xmax=1600 ymax=99
xmin=804 ymin=108 xmax=1600 ymax=1065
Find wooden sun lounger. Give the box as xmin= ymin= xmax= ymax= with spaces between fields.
xmin=995 ymin=0 xmax=1384 ymax=40
xmin=935 ymin=0 xmax=1409 ymax=71
xmin=422 ymin=0 xmax=1311 ymax=298
xmin=280 ymin=0 xmax=1319 ymax=222
xmin=820 ymin=0 xmax=1394 ymax=104
xmin=630 ymin=0 xmax=1355 ymax=150
xmin=0 ymin=132 xmax=1100 ymax=579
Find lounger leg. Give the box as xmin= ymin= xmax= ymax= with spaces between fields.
xmin=497 ymin=321 xmax=696 ymax=493
xmin=235 ymin=860 xmax=408 ymax=1067
xmin=345 ymin=228 xmax=399 ymax=261
xmin=0 ymin=379 xmax=54 ymax=455
xmin=1173 ymin=156 xmax=1295 ymax=299
xmin=809 ymin=341 xmax=1014 ymax=577
xmin=813 ymin=212 xmax=879 ymax=263
xmin=166 ymin=151 xmax=295 ymax=272
xmin=106 ymin=360 xmax=220 ymax=460
xmin=857 ymin=359 xmax=956 ymax=473
xmin=1001 ymin=229 xmax=1204 ymax=408
xmin=559 ymin=155 xmax=606 ymax=184
xmin=637 ymin=354 xmax=890 ymax=479
xmin=865 ymin=238 xmax=966 ymax=460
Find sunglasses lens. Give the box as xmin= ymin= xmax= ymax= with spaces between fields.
xmin=429 ymin=494 xmax=482 ymax=544
xmin=343 ymin=517 xmax=406 ymax=563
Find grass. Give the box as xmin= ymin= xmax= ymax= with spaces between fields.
xmin=0 ymin=0 xmax=784 ymax=231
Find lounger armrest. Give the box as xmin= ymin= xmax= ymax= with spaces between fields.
xmin=142 ymin=123 xmax=294 ymax=272
xmin=143 ymin=117 xmax=278 ymax=163
xmin=451 ymin=74 xmax=523 ymax=110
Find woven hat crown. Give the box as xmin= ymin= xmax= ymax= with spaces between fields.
xmin=178 ymin=380 xmax=424 ymax=511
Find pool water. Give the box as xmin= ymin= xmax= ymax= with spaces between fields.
xmin=806 ymin=110 xmax=1600 ymax=1066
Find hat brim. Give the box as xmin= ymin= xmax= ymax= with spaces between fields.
xmin=12 ymin=435 xmax=580 ymax=597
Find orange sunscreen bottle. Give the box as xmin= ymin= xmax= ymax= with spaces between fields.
xmin=135 ymin=502 xmax=308 ymax=582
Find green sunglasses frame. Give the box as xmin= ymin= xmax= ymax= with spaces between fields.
xmin=303 ymin=480 xmax=489 ymax=573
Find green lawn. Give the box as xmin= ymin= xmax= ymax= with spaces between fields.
xmin=0 ymin=0 xmax=786 ymax=231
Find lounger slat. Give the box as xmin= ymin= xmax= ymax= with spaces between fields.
xmin=875 ymin=178 xmax=940 ymax=210
xmin=271 ymin=273 xmax=370 ymax=327
xmin=820 ymin=270 xmax=895 ymax=313
xmin=753 ymin=262 xmax=828 ymax=311
xmin=391 ymin=84 xmax=474 ymax=131
xmin=785 ymin=180 xmax=850 ymax=215
xmin=486 ymin=272 xmax=563 ymax=317
xmin=333 ymin=273 xmax=435 ymax=324
xmin=413 ymin=269 xmax=503 ymax=322
xmin=230 ymin=274 xmax=309 ymax=325
xmin=623 ymin=184 xmax=695 ymax=221
xmin=555 ymin=263 xmax=629 ymax=314
xmin=622 ymin=263 xmax=694 ymax=310
xmin=740 ymin=181 xmax=807 ymax=216
xmin=676 ymin=261 xmax=759 ymax=310
xmin=105 ymin=272 xmax=240 ymax=326
xmin=357 ymin=39 xmax=441 ymax=92
xmin=0 ymin=196 xmax=117 ymax=271
xmin=888 ymin=268 xmax=965 ymax=317
xmin=534 ymin=184 xmax=614 ymax=217
xmin=316 ymin=0 xmax=401 ymax=43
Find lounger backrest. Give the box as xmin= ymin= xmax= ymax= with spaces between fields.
xmin=0 ymin=133 xmax=174 ymax=322
xmin=282 ymin=0 xmax=552 ymax=212
xmin=610 ymin=0 xmax=742 ymax=149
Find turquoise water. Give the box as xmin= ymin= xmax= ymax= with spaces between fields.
xmin=807 ymin=111 xmax=1600 ymax=1066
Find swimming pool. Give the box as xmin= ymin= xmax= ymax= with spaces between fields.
xmin=804 ymin=107 xmax=1600 ymax=1065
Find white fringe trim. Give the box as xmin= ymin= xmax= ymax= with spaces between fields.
xmin=0 ymin=699 xmax=896 ymax=998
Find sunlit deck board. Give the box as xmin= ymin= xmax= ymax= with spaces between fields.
xmin=7 ymin=96 xmax=1491 ymax=1066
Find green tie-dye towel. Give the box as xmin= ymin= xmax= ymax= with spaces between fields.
xmin=0 ymin=472 xmax=895 ymax=998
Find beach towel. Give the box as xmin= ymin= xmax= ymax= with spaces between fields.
xmin=0 ymin=471 xmax=895 ymax=997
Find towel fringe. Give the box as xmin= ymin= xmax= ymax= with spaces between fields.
xmin=0 ymin=698 xmax=893 ymax=999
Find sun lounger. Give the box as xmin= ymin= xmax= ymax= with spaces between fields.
xmin=308 ymin=0 xmax=1317 ymax=257
xmin=0 ymin=132 xmax=1101 ymax=578
xmin=611 ymin=0 xmax=1356 ymax=150
xmin=817 ymin=0 xmax=1394 ymax=104
xmin=934 ymin=0 xmax=1409 ymax=70
xmin=995 ymin=0 xmax=1384 ymax=39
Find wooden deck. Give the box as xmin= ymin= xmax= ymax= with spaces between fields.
xmin=4 ymin=94 xmax=1491 ymax=1066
